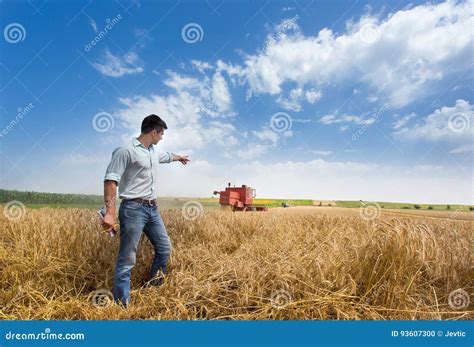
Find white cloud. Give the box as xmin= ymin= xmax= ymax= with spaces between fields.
xmin=394 ymin=99 xmax=473 ymax=144
xmin=89 ymin=19 xmax=98 ymax=33
xmin=191 ymin=59 xmax=212 ymax=73
xmin=240 ymin=124 xmax=293 ymax=160
xmin=320 ymin=113 xmax=375 ymax=126
xmin=277 ymin=88 xmax=303 ymax=111
xmin=450 ymin=143 xmax=474 ymax=154
xmin=276 ymin=87 xmax=322 ymax=111
xmin=242 ymin=1 xmax=473 ymax=108
xmin=114 ymin=70 xmax=238 ymax=155
xmin=308 ymin=149 xmax=333 ymax=156
xmin=393 ymin=112 xmax=416 ymax=130
xmin=252 ymin=127 xmax=279 ymax=144
xmin=305 ymin=89 xmax=322 ymax=104
xmin=211 ymin=71 xmax=232 ymax=113
xmin=236 ymin=144 xmax=268 ymax=160
xmin=92 ymin=49 xmax=144 ymax=77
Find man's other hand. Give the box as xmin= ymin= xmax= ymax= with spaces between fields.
xmin=102 ymin=213 xmax=116 ymax=230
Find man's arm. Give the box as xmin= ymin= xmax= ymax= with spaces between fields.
xmin=158 ymin=152 xmax=190 ymax=165
xmin=102 ymin=147 xmax=130 ymax=228
xmin=104 ymin=180 xmax=117 ymax=215
xmin=103 ymin=180 xmax=117 ymax=229
xmin=171 ymin=153 xmax=190 ymax=165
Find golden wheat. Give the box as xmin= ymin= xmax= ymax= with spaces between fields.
xmin=0 ymin=206 xmax=472 ymax=320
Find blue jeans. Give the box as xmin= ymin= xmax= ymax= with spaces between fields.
xmin=112 ymin=200 xmax=172 ymax=306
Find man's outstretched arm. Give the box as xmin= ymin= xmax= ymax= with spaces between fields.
xmin=159 ymin=152 xmax=190 ymax=165
xmin=171 ymin=153 xmax=190 ymax=165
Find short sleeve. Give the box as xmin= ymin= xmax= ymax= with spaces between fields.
xmin=104 ymin=147 xmax=131 ymax=183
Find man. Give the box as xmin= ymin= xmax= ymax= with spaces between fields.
xmin=102 ymin=114 xmax=190 ymax=307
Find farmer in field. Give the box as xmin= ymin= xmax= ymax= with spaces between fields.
xmin=102 ymin=114 xmax=190 ymax=307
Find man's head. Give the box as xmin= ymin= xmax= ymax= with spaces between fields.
xmin=141 ymin=114 xmax=168 ymax=145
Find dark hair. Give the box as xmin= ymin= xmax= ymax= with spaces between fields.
xmin=141 ymin=114 xmax=168 ymax=134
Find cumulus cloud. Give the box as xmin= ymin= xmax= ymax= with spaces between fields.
xmin=241 ymin=0 xmax=473 ymax=108
xmin=92 ymin=49 xmax=144 ymax=77
xmin=394 ymin=99 xmax=473 ymax=144
xmin=114 ymin=69 xmax=238 ymax=155
xmin=276 ymin=87 xmax=322 ymax=111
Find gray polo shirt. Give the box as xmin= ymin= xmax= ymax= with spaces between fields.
xmin=104 ymin=137 xmax=172 ymax=199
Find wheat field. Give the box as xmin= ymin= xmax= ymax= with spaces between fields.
xmin=1 ymin=205 xmax=472 ymax=320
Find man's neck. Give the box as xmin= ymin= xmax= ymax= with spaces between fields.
xmin=137 ymin=134 xmax=152 ymax=148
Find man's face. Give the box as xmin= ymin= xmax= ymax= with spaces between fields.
xmin=151 ymin=128 xmax=164 ymax=144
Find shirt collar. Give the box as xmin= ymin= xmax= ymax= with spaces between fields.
xmin=132 ymin=137 xmax=154 ymax=151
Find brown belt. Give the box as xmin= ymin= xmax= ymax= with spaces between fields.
xmin=123 ymin=198 xmax=157 ymax=206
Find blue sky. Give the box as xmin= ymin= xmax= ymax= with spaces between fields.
xmin=0 ymin=0 xmax=473 ymax=203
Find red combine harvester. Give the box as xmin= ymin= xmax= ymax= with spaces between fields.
xmin=213 ymin=183 xmax=268 ymax=212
